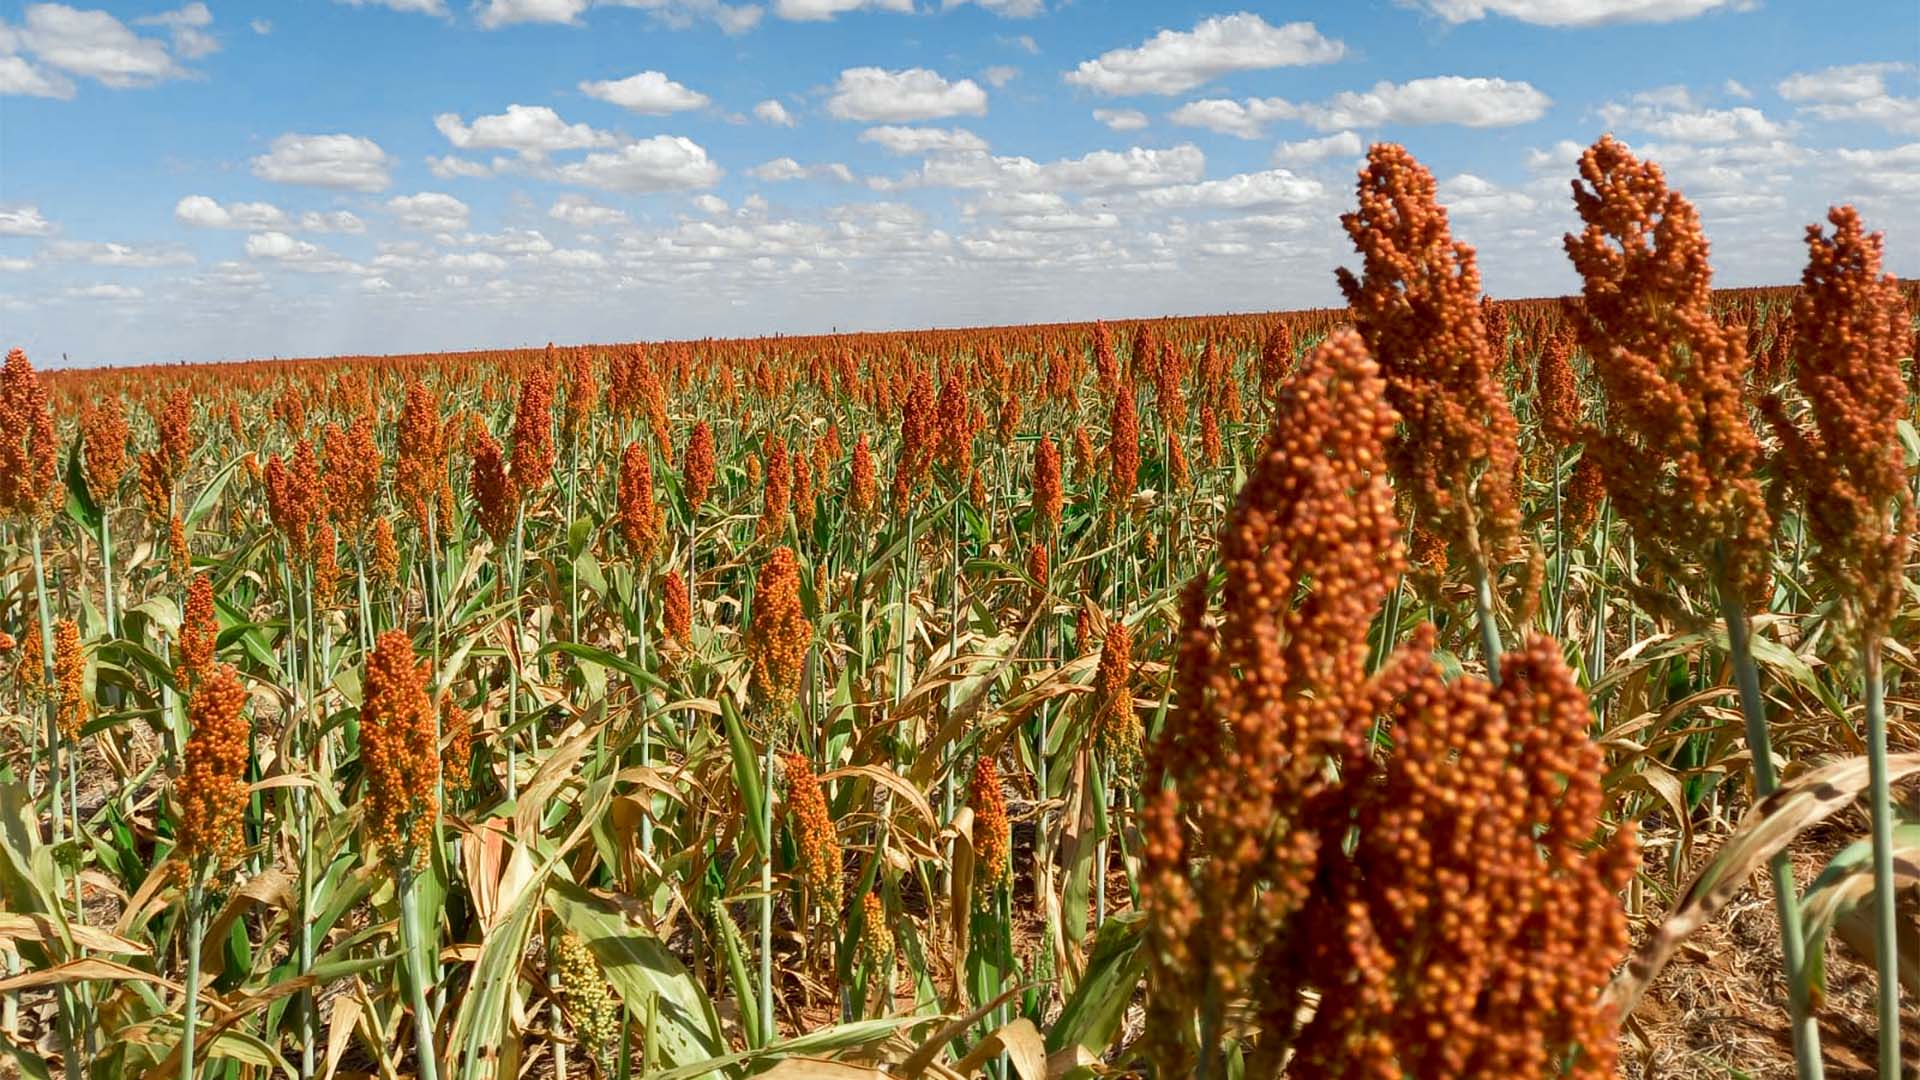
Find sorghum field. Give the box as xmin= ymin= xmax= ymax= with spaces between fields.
xmin=2 ymin=138 xmax=1917 ymax=1080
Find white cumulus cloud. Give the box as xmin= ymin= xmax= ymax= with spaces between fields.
xmin=773 ymin=0 xmax=911 ymax=19
xmin=1063 ymin=14 xmax=1344 ymax=97
xmin=827 ymin=67 xmax=988 ymax=122
xmin=435 ymin=104 xmax=617 ymax=158
xmin=859 ymin=125 xmax=990 ymax=155
xmin=579 ymin=70 xmax=710 ymax=114
xmin=251 ymin=133 xmax=393 ymax=191
xmin=388 ymin=192 xmax=471 ymax=231
xmin=1408 ymin=0 xmax=1745 ymax=25
xmin=546 ymin=136 xmax=723 ymax=192
xmin=753 ymin=99 xmax=796 ymax=126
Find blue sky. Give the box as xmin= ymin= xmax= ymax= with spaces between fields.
xmin=2 ymin=0 xmax=1916 ymax=366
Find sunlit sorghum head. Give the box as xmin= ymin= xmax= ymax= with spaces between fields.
xmin=1071 ymin=424 xmax=1096 ymax=485
xmin=1281 ymin=636 xmax=1635 ymax=1080
xmin=323 ymin=414 xmax=382 ymax=540
xmin=1260 ymin=319 xmax=1294 ymax=403
xmin=748 ymin=545 xmax=808 ymax=718
xmin=1025 ymin=542 xmax=1049 ymax=610
xmin=617 ymin=441 xmax=662 ymax=565
xmin=155 ymin=388 xmax=196 ymax=487
xmin=0 ymin=349 xmax=58 ymax=524
xmin=782 ymin=752 xmax=842 ymax=922
xmin=759 ymin=435 xmax=792 ymax=540
xmin=467 ymin=425 xmax=518 ymax=549
xmin=935 ymin=371 xmax=973 ymax=475
xmin=81 ymin=396 xmax=131 ymax=507
xmin=1093 ymin=320 xmax=1117 ymax=394
xmin=311 ymin=524 xmax=339 ymax=606
xmin=1141 ymin=329 xmax=1400 ymax=1071
xmin=893 ymin=368 xmax=936 ymax=510
xmin=563 ymin=347 xmax=599 ymax=443
xmin=1092 ymin=620 xmax=1137 ymax=770
xmin=969 ymin=754 xmax=1009 ymax=893
xmin=510 ymin=365 xmax=556 ymax=497
xmin=1564 ymin=135 xmax=1771 ymax=608
xmin=1199 ymin=404 xmax=1222 ymax=468
xmin=360 ymin=630 xmax=438 ymax=871
xmin=440 ymin=693 xmax=472 ymax=796
xmin=168 ymin=514 xmax=191 ymax=583
xmin=53 ymin=618 xmax=87 ymax=742
xmin=794 ymin=450 xmax=817 ymax=535
xmin=1564 ymin=454 xmax=1606 ymax=542
xmin=396 ymin=378 xmax=446 ymax=540
xmin=176 ymin=661 xmax=249 ymax=875
xmin=1107 ymin=388 xmax=1140 ymax=510
xmin=371 ymin=517 xmax=400 ymax=591
xmin=1336 ymin=143 xmax=1523 ymax=577
xmin=179 ymin=573 xmax=218 ymax=687
xmin=1031 ymin=436 xmax=1062 ymax=535
xmin=1765 ymin=205 xmax=1913 ymax=645
xmin=849 ymin=433 xmax=878 ymax=517
xmin=662 ymin=568 xmax=691 ymax=645
xmin=683 ymin=420 xmax=716 ymax=515
xmin=1534 ymin=327 xmax=1581 ymax=449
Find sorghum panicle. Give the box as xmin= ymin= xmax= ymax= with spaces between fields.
xmin=179 ymin=573 xmax=218 ymax=687
xmin=53 ymin=618 xmax=87 ymax=742
xmin=969 ymin=755 xmax=1009 ymax=892
xmin=359 ymin=630 xmax=439 ymax=871
xmin=468 ymin=426 xmax=518 ymax=548
xmin=549 ymin=932 xmax=620 ymax=1077
xmin=1031 ymin=436 xmax=1062 ymax=535
xmin=684 ymin=421 xmax=716 ymax=514
xmin=1563 ymin=135 xmax=1772 ymax=607
xmin=782 ymin=752 xmax=842 ymax=921
xmin=81 ymin=396 xmax=130 ymax=506
xmin=0 ymin=349 xmax=58 ymax=524
xmin=1765 ymin=205 xmax=1913 ymax=643
xmin=176 ymin=661 xmax=249 ymax=874
xmin=617 ymin=442 xmax=662 ymax=564
xmin=748 ymin=545 xmax=808 ymax=717
xmin=1337 ymin=143 xmax=1524 ymax=574
xmin=1092 ymin=620 xmax=1137 ymax=770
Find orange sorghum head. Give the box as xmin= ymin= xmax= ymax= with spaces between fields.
xmin=1563 ymin=135 xmax=1771 ymax=607
xmin=468 ymin=425 xmax=518 ymax=549
xmin=441 ymin=693 xmax=472 ymax=796
xmin=969 ymin=754 xmax=1009 ymax=892
xmin=155 ymin=388 xmax=196 ymax=486
xmin=359 ymin=630 xmax=438 ymax=871
xmin=176 ymin=661 xmax=249 ymax=874
xmin=860 ymin=892 xmax=893 ymax=972
xmin=0 ymin=349 xmax=59 ymax=524
xmin=510 ymin=366 xmax=556 ymax=496
xmin=1199 ymin=404 xmax=1222 ymax=468
xmin=1025 ymin=542 xmax=1049 ymax=610
xmin=1092 ymin=620 xmax=1136 ymax=769
xmin=81 ymin=396 xmax=131 ymax=507
xmin=617 ymin=442 xmax=662 ymax=565
xmin=748 ymin=545 xmax=808 ymax=719
xmin=1564 ymin=454 xmax=1606 ymax=542
xmin=1031 ymin=436 xmax=1062 ymax=535
xmin=323 ymin=414 xmax=382 ymax=540
xmin=1141 ymin=329 xmax=1401 ymax=1071
xmin=53 ymin=618 xmax=87 ymax=742
xmin=310 ymin=524 xmax=339 ymax=607
xmin=782 ymin=752 xmax=842 ymax=922
xmin=1282 ymin=637 xmax=1634 ymax=1079
xmin=1765 ymin=205 xmax=1913 ymax=644
xmin=794 ymin=450 xmax=817 ymax=535
xmin=662 ymin=568 xmax=691 ymax=644
xmin=1336 ymin=143 xmax=1523 ymax=578
xmin=684 ymin=421 xmax=716 ymax=514
xmin=759 ymin=435 xmax=792 ymax=540
xmin=179 ymin=573 xmax=218 ymax=687
xmin=168 ymin=514 xmax=190 ymax=583
xmin=563 ymin=347 xmax=599 ymax=442
xmin=849 ymin=433 xmax=878 ymax=517
xmin=372 ymin=517 xmax=400 ymax=591
xmin=1534 ymin=328 xmax=1580 ymax=448
xmin=1107 ymin=389 xmax=1139 ymax=509
xmin=396 ymin=378 xmax=446 ymax=540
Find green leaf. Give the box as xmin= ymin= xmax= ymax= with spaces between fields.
xmin=541 ymin=640 xmax=673 ymax=698
xmin=185 ymin=451 xmax=246 ymax=528
xmin=63 ymin=436 xmax=103 ymax=537
xmin=722 ymin=695 xmax=769 ymax=856
xmin=1046 ymin=911 xmax=1145 ymax=1057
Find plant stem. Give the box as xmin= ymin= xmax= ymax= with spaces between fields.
xmin=759 ymin=736 xmax=776 ymax=1048
xmin=1718 ymin=581 xmax=1824 ymax=1080
xmin=1862 ymin=641 xmax=1901 ymax=1080
xmin=180 ymin=881 xmax=203 ymax=1080
xmin=398 ymin=872 xmax=442 ymax=1080
xmin=1472 ymin=556 xmax=1503 ymax=685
